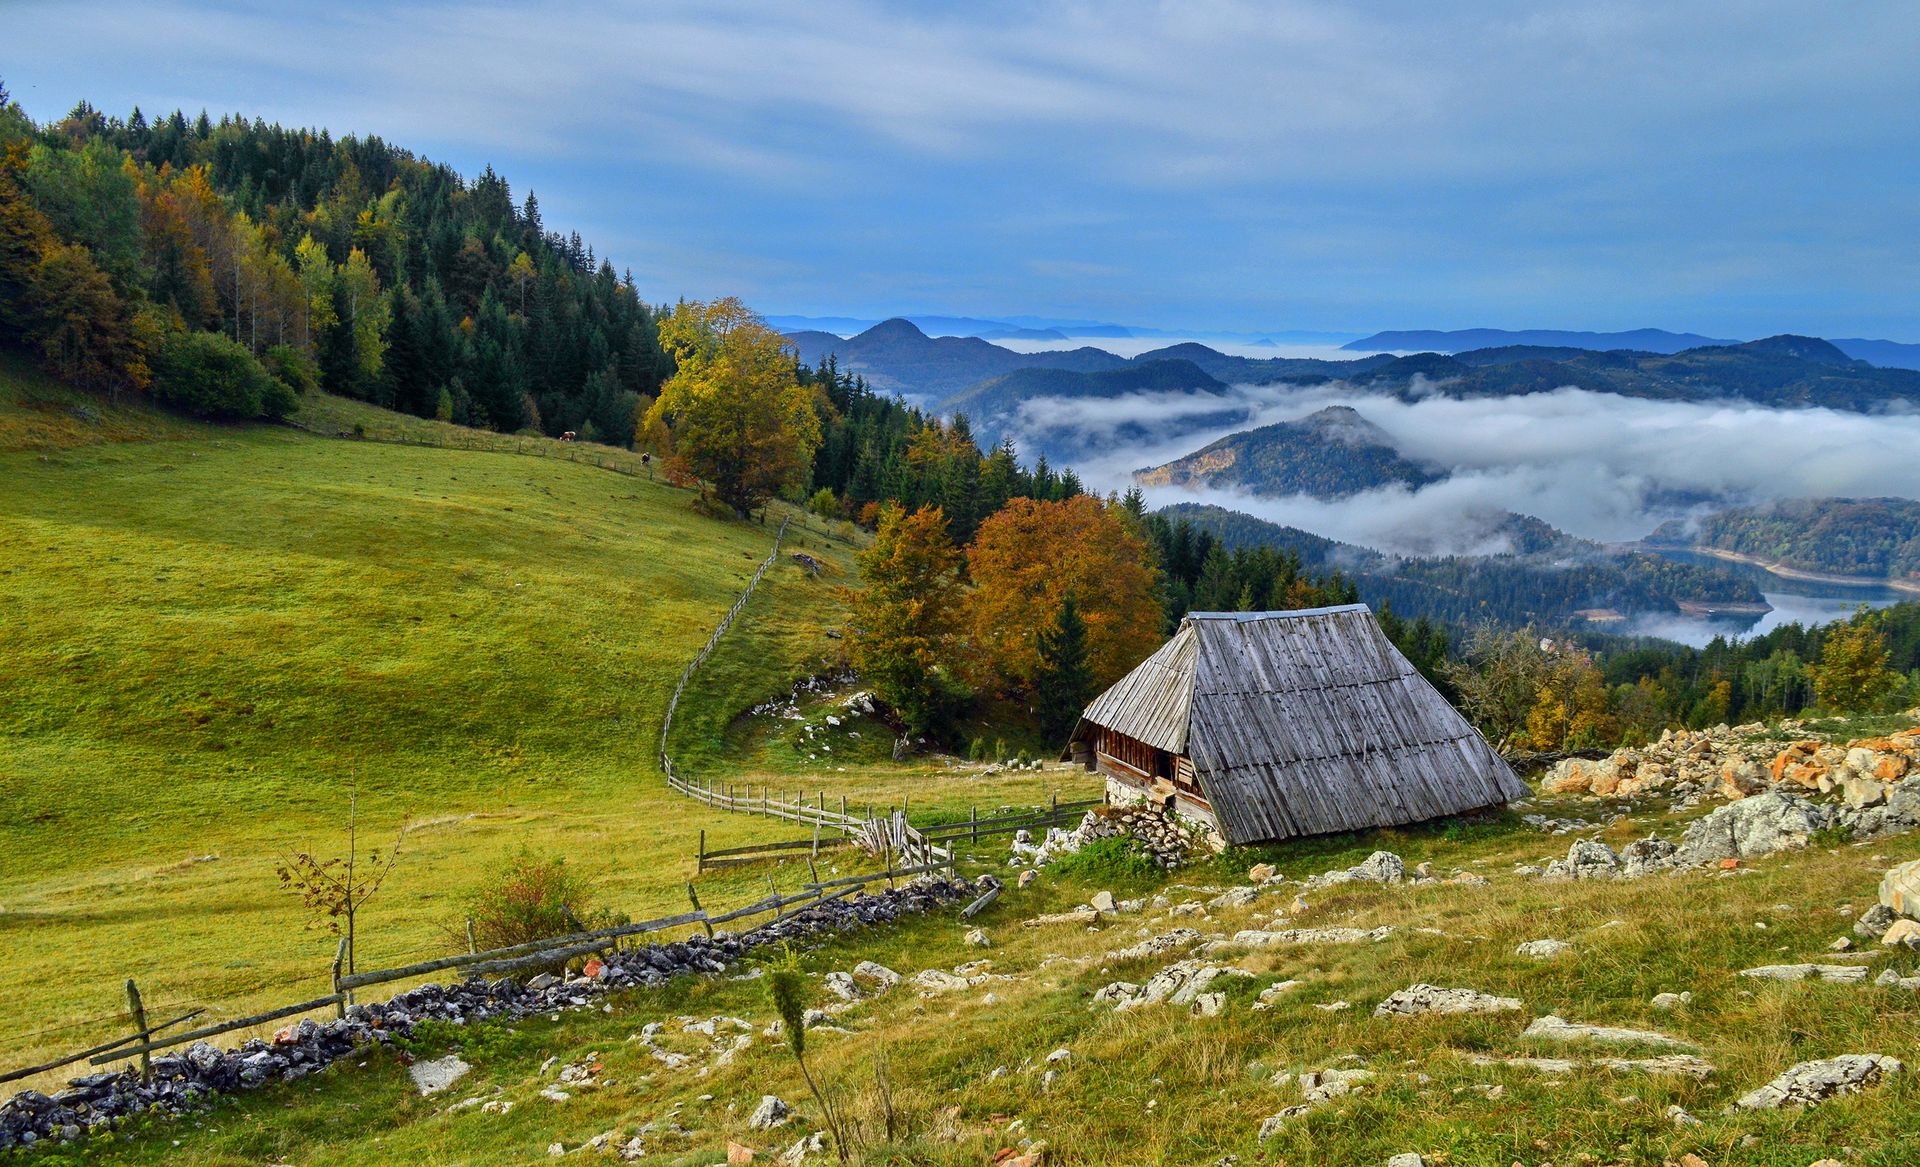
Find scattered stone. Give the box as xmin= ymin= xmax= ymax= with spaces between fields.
xmin=964 ymin=928 xmax=991 ymax=949
xmin=727 ymin=1140 xmax=757 ymax=1164
xmin=1594 ymin=1055 xmax=1715 ymax=1078
xmin=1373 ymin=984 xmax=1524 ymax=1018
xmin=1731 ymin=1054 xmax=1904 ymax=1110
xmin=1883 ymin=919 xmax=1920 ymax=949
xmin=851 ymin=961 xmax=901 ymax=990
xmin=1023 ymin=907 xmax=1100 ymax=928
xmin=1313 ymin=1000 xmax=1352 ymax=1012
xmin=1546 ymin=839 xmax=1623 ymax=880
xmin=1248 ymin=863 xmax=1278 ymax=883
xmin=1650 ymin=991 xmax=1693 ymax=1010
xmin=1210 ymin=926 xmax=1393 ymax=953
xmin=1829 ymin=936 xmax=1854 ymax=952
xmin=1017 ymin=869 xmax=1037 ymax=889
xmin=1883 ymin=859 xmax=1920 ymax=916
xmin=1523 ymin=1015 xmax=1695 ymax=1048
xmin=407 ymin=1055 xmax=471 ymax=1096
xmin=1099 ymin=960 xmax=1252 ymax=1012
xmin=1739 ymin=964 xmax=1870 ymax=983
xmin=1515 ymin=939 xmax=1571 ymax=960
xmin=778 ymin=1132 xmax=827 ymax=1164
xmin=1090 ymin=890 xmax=1118 ymax=914
xmin=1386 ymin=1155 xmax=1426 ymax=1167
xmin=749 ymin=1095 xmax=792 ymax=1130
xmin=1209 ymin=886 xmax=1262 ymax=910
xmin=1108 ymin=928 xmax=1202 ymax=962
xmin=1673 ymin=792 xmax=1833 ymax=866
xmin=822 ymin=971 xmax=860 ymax=1001
xmin=1665 ymin=1103 xmax=1702 ymax=1127
xmin=1045 ymin=1047 xmax=1073 ymax=1064
xmin=1250 ymin=980 xmax=1302 ymax=1011
xmin=1257 ymin=1107 xmax=1311 ymax=1140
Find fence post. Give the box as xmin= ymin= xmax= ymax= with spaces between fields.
xmin=811 ymin=822 xmax=820 ymax=860
xmin=971 ymin=805 xmax=978 ymax=844
xmin=840 ymin=795 xmax=847 ymax=820
xmin=465 ymin=917 xmax=477 ymax=955
xmin=331 ymin=937 xmax=349 ymax=1019
xmin=698 ymin=829 xmax=706 ymax=874
xmin=125 ymin=979 xmax=150 ymax=1081
xmin=687 ymin=883 xmax=714 ymax=939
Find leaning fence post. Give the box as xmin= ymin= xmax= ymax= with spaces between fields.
xmin=331 ymin=937 xmax=349 ymax=1019
xmin=687 ymin=883 xmax=714 ymax=939
xmin=125 ymin=978 xmax=150 ymax=1081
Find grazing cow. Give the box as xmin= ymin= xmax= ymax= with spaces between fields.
xmin=561 ymin=431 xmax=576 ymax=442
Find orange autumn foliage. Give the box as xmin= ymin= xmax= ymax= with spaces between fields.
xmin=966 ymin=495 xmax=1161 ymax=694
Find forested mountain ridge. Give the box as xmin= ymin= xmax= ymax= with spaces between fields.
xmin=1647 ymin=497 xmax=1920 ymax=584
xmin=0 ymin=90 xmax=670 ymax=442
xmin=937 ymin=358 xmax=1231 ymax=455
xmin=1159 ymin=502 xmax=1766 ymax=630
xmin=1134 ymin=405 xmax=1444 ymax=499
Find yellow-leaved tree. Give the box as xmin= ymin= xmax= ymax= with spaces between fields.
xmin=645 ymin=297 xmax=820 ymax=516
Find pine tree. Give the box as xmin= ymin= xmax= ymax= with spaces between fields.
xmin=1035 ymin=592 xmax=1095 ymax=741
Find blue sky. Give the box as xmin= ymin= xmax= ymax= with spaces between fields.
xmin=6 ymin=1 xmax=1918 ymax=338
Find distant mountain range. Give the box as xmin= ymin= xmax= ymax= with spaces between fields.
xmin=785 ymin=319 xmax=1127 ymax=400
xmin=1344 ymin=327 xmax=1920 ymax=370
xmin=1135 ymin=406 xmax=1444 ymax=499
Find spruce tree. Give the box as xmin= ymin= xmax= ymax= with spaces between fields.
xmin=1035 ymin=592 xmax=1095 ymax=742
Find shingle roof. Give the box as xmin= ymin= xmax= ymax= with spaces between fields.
xmin=1071 ymin=605 xmax=1527 ymax=844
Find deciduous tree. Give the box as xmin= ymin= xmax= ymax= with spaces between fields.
xmin=846 ymin=504 xmax=969 ymax=738
xmin=966 ymin=495 xmax=1161 ymax=694
xmin=645 ymin=297 xmax=820 ymax=516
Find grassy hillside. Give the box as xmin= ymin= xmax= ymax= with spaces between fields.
xmin=0 ymin=384 xmax=1062 ymax=1087
xmin=30 ymin=781 xmax=1920 ymax=1167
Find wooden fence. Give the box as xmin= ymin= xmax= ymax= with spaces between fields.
xmin=1 ymin=851 xmax=959 ymax=1085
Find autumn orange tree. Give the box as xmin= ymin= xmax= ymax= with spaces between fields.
xmin=845 ymin=503 xmax=970 ymax=737
xmin=966 ymin=495 xmax=1161 ymax=696
xmin=645 ymin=297 xmax=821 ymax=516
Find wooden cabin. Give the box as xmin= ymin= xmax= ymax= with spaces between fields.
xmin=1064 ymin=605 xmax=1527 ymax=845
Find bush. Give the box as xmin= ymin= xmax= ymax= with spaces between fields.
xmin=151 ymin=330 xmax=293 ymax=420
xmin=262 ymin=343 xmax=319 ymax=395
xmin=462 ymin=849 xmax=601 ymax=952
xmin=1048 ymin=835 xmax=1162 ymax=884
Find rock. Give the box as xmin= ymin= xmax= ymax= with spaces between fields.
xmin=1298 ymin=1067 xmax=1374 ymax=1102
xmin=1593 ymin=1055 xmax=1715 ymax=1078
xmin=1046 ymin=1047 xmax=1073 ymax=1064
xmin=1108 ymin=928 xmax=1201 ymax=962
xmin=1856 ymin=903 xmax=1899 ymax=937
xmin=1650 ymin=991 xmax=1693 ymax=1010
xmin=1672 ymin=792 xmax=1833 ymax=866
xmin=777 ymin=1132 xmax=827 ymax=1165
xmin=749 ymin=1095 xmax=792 ymax=1130
xmin=851 ymin=960 xmax=901 ymax=990
xmin=1731 ymin=1053 xmax=1904 ymax=1110
xmin=1386 ymin=1155 xmax=1426 ymax=1167
xmin=1249 ymin=863 xmax=1277 ymax=883
xmin=1090 ymin=890 xmax=1118 ymax=913
xmin=1108 ymin=959 xmax=1251 ymax=1012
xmin=1829 ymin=936 xmax=1854 ymax=952
xmin=1353 ymin=850 xmax=1406 ymax=883
xmin=1017 ymin=869 xmax=1037 ymax=889
xmin=1209 ymin=886 xmax=1261 ymax=910
xmin=1373 ymin=984 xmax=1524 ymax=1018
xmin=1257 ymin=1107 xmax=1312 ymax=1140
xmin=1522 ymin=1015 xmax=1697 ymax=1049
xmin=1883 ymin=919 xmax=1920 ymax=949
xmin=1883 ymin=859 xmax=1920 ymax=916
xmin=1023 ymin=907 xmax=1100 ymax=928
xmin=1619 ymin=837 xmax=1678 ymax=876
xmin=1738 ymin=964 xmax=1870 ymax=983
xmin=1720 ymin=759 xmax=1769 ymax=800
xmin=408 ymin=1055 xmax=472 ymax=1096
xmin=822 ymin=971 xmax=861 ymax=1001
xmin=1191 ymin=991 xmax=1227 ymax=1017
xmin=1515 ymin=939 xmax=1571 ymax=960
xmin=964 ymin=928 xmax=991 ymax=949
xmin=728 ymin=1141 xmax=757 ymax=1164
xmin=526 ymin=973 xmax=560 ymax=991
xmin=1210 ymin=926 xmax=1393 ymax=953
xmin=1551 ymin=839 xmax=1622 ymax=880
xmin=1666 ymin=1104 xmax=1702 ymax=1126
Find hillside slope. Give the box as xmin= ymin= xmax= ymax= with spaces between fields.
xmin=0 ymin=393 xmax=882 ymax=1079
xmin=1648 ymin=497 xmax=1920 ymax=584
xmin=1135 ymin=405 xmax=1445 ymax=499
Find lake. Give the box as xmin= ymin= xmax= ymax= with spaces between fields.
xmin=1631 ymin=549 xmax=1909 ymax=647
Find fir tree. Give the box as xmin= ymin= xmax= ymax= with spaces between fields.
xmin=1035 ymin=591 xmax=1095 ymax=741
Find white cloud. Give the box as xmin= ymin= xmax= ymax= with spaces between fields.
xmin=996 ymin=381 xmax=1920 ymax=556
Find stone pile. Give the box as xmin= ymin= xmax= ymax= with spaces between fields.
xmin=0 ymin=877 xmax=978 ymax=1154
xmin=1020 ymin=805 xmax=1195 ymax=870
xmin=1542 ymin=723 xmax=1920 ymax=811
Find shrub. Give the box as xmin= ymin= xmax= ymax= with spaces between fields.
xmin=151 ymin=330 xmax=291 ymax=420
xmin=262 ymin=343 xmax=319 ymax=395
xmin=462 ymin=849 xmax=601 ymax=952
xmin=1048 ymin=835 xmax=1162 ymax=884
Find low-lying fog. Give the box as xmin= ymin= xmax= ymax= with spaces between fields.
xmin=1005 ymin=381 xmax=1920 ymax=557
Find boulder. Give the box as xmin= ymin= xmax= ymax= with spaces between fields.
xmin=1373 ymin=984 xmax=1523 ymax=1018
xmin=749 ymin=1095 xmax=792 ymax=1130
xmin=1671 ymin=792 xmax=1832 ymax=866
xmin=1089 ymin=890 xmax=1118 ymax=914
xmin=407 ymin=1055 xmax=472 ymax=1096
xmin=1881 ymin=859 xmax=1920 ymax=917
xmin=852 ymin=961 xmax=902 ymax=990
xmin=1522 ymin=1015 xmax=1696 ymax=1049
xmin=1882 ymin=919 xmax=1920 ymax=949
xmin=1719 ymin=760 xmax=1768 ymax=800
xmin=1737 ymin=964 xmax=1870 ymax=983
xmin=1515 ymin=939 xmax=1572 ymax=960
xmin=1856 ymin=904 xmax=1899 ymax=937
xmin=1730 ymin=1053 xmax=1903 ymax=1110
xmin=1619 ymin=837 xmax=1677 ymax=876
xmin=1548 ymin=839 xmax=1621 ymax=880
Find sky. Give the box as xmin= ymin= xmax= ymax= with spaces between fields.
xmin=6 ymin=1 xmax=1918 ymax=339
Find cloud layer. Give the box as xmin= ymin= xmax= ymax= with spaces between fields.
xmin=1005 ymin=382 xmax=1920 ymax=556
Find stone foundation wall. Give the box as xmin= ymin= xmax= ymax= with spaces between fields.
xmin=1104 ymin=776 xmax=1227 ymax=853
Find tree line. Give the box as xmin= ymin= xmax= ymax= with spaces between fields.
xmin=0 ymin=87 xmax=666 ymax=437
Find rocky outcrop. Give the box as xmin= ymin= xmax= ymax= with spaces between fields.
xmin=1882 ymin=858 xmax=1920 ymax=917
xmin=1730 ymin=1053 xmax=1904 ymax=1110
xmin=1670 ymin=792 xmax=1832 ymax=865
xmin=1373 ymin=984 xmax=1524 ymax=1018
xmin=1543 ymin=724 xmax=1920 ymax=811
